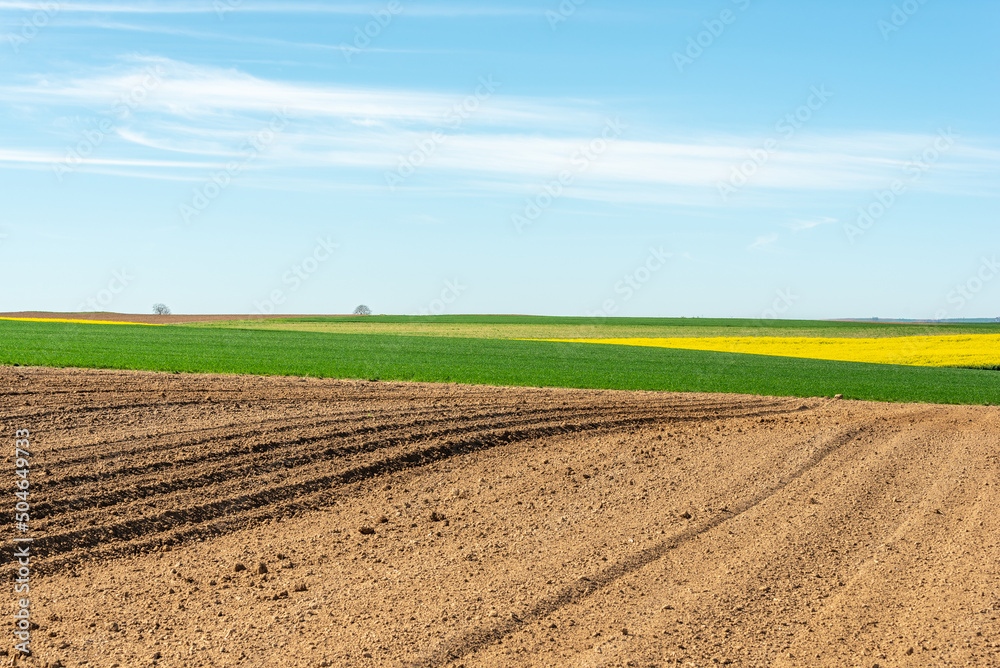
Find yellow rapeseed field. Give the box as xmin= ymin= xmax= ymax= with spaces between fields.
xmin=539 ymin=334 xmax=1000 ymax=368
xmin=0 ymin=317 xmax=163 ymax=326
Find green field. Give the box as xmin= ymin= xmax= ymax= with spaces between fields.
xmin=1 ymin=318 xmax=998 ymax=405
xmin=186 ymin=314 xmax=1000 ymax=341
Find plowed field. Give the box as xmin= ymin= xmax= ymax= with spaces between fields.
xmin=3 ymin=366 xmax=999 ymax=667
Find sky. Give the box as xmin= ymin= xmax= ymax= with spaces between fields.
xmin=1 ymin=0 xmax=998 ymax=319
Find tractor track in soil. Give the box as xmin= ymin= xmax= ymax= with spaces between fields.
xmin=2 ymin=366 xmax=998 ymax=667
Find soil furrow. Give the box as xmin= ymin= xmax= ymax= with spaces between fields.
xmin=5 ymin=367 xmax=994 ymax=668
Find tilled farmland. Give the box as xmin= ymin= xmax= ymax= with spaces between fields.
xmin=2 ymin=366 xmax=999 ymax=667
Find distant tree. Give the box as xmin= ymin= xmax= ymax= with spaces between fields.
xmin=353 ymin=304 xmax=372 ymax=316
xmin=152 ymin=303 xmax=171 ymax=316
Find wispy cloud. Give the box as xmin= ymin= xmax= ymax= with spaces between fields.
xmin=56 ymin=20 xmax=454 ymax=56
xmin=748 ymin=233 xmax=780 ymax=252
xmin=0 ymin=147 xmax=214 ymax=170
xmin=0 ymin=1 xmax=544 ymax=16
xmin=3 ymin=59 xmax=999 ymax=207
xmin=0 ymin=57 xmax=553 ymax=127
xmin=783 ymin=216 xmax=837 ymax=232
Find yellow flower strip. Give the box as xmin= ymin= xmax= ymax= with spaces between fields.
xmin=538 ymin=334 xmax=1000 ymax=368
xmin=0 ymin=317 xmax=164 ymax=326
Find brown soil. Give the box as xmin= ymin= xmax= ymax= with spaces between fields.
xmin=2 ymin=366 xmax=998 ymax=667
xmin=0 ymin=312 xmax=343 ymax=324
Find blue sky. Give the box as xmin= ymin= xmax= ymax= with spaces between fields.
xmin=1 ymin=0 xmax=998 ymax=318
